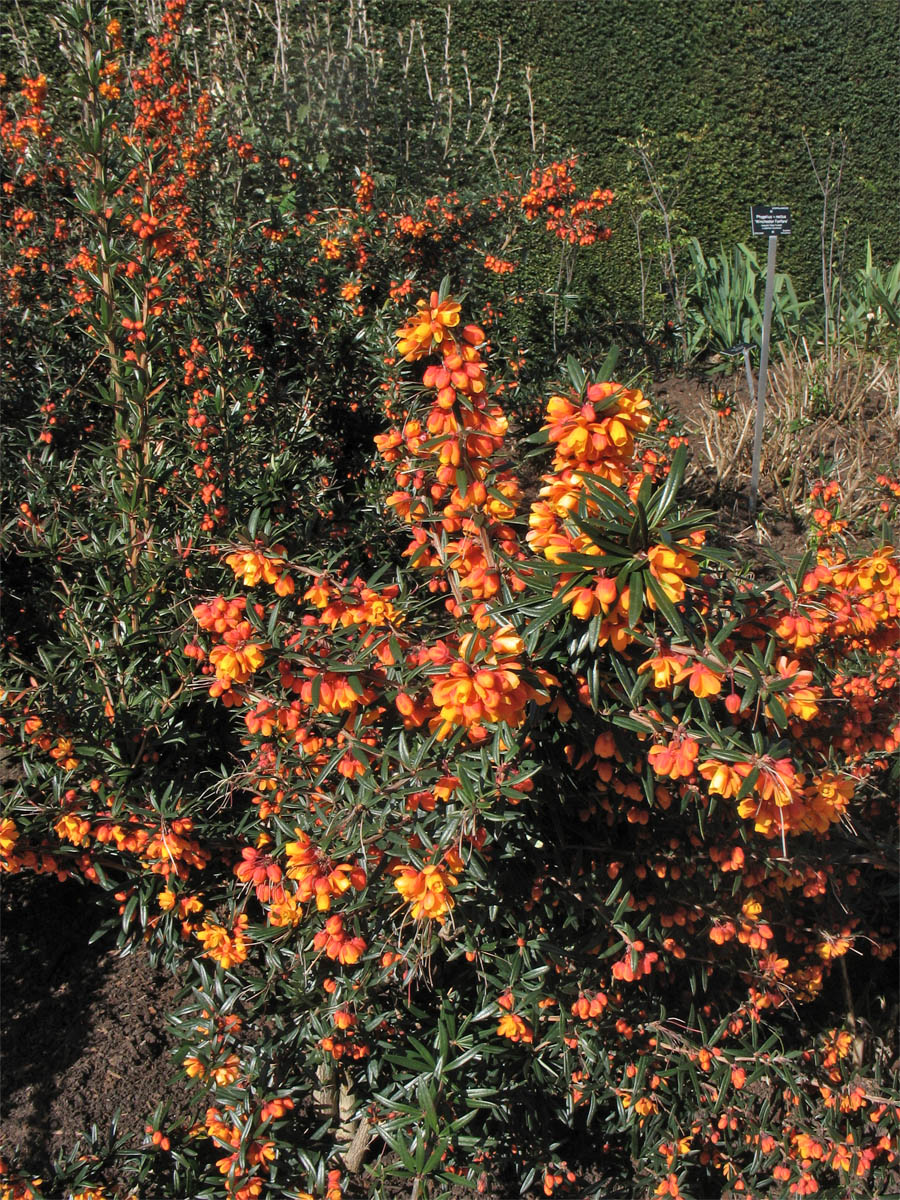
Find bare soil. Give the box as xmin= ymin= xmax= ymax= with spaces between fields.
xmin=0 ymin=872 xmax=194 ymax=1183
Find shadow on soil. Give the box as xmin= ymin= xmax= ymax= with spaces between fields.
xmin=0 ymin=872 xmax=191 ymax=1178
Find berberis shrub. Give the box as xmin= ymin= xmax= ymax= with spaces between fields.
xmin=1 ymin=3 xmax=898 ymax=1200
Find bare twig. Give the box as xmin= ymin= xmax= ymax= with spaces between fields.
xmin=525 ymin=64 xmax=537 ymax=155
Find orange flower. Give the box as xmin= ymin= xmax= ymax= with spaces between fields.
xmin=674 ymin=659 xmax=722 ymax=697
xmin=736 ymin=756 xmax=804 ymax=837
xmin=794 ymin=771 xmax=854 ymax=835
xmin=212 ymin=1053 xmax=240 ymax=1086
xmin=815 ymin=932 xmax=853 ymax=961
xmin=648 ymin=733 xmax=699 ymax=780
xmin=830 ymin=1143 xmax=853 ymax=1172
xmin=569 ymin=585 xmax=602 ymax=620
xmin=53 ymin=812 xmax=90 ymax=845
xmin=647 ymin=544 xmax=699 ymax=606
xmin=698 ymin=758 xmax=747 ymax=798
xmin=392 ymin=862 xmax=458 ymax=922
xmin=821 ymin=1029 xmax=853 ymax=1066
xmin=396 ymin=293 xmax=461 ymax=360
xmin=774 ymin=606 xmax=824 ymax=650
xmin=184 ymin=1055 xmax=205 ymax=1078
xmin=497 ymin=1011 xmax=534 ymax=1043
xmin=638 ymin=648 xmax=688 ymax=689
xmin=767 ymin=656 xmax=820 ymax=721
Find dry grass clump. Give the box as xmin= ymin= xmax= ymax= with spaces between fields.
xmin=687 ymin=339 xmax=899 ymax=518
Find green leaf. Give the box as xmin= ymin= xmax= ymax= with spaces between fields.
xmin=565 ymin=355 xmax=586 ymax=394
xmin=417 ymin=1079 xmax=440 ymax=1134
xmin=735 ymin=765 xmax=760 ymax=804
xmin=596 ymin=344 xmax=620 ymax=382
xmin=647 ymin=442 xmax=688 ymax=522
xmin=765 ymin=692 xmax=788 ymax=729
xmin=645 ymin=574 xmax=684 ymax=637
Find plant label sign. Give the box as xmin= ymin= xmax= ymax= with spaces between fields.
xmin=750 ymin=205 xmax=791 ymax=236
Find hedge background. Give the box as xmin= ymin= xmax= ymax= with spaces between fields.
xmin=376 ymin=0 xmax=899 ymax=311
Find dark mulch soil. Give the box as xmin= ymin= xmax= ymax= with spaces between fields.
xmin=0 ymin=872 xmax=194 ymax=1181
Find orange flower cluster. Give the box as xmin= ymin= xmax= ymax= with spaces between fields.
xmin=543 ymin=383 xmax=651 ymax=474
xmin=353 ymin=171 xmax=374 ymax=212
xmin=234 ymin=845 xmax=283 ymax=901
xmin=283 ymin=829 xmax=366 ymax=912
xmin=429 ymin=654 xmax=536 ymax=740
xmin=520 ymin=157 xmax=614 ymax=245
xmin=773 ymin=546 xmax=899 ymax=658
xmin=527 ymin=381 xmax=655 ymax=642
xmin=698 ymin=752 xmax=853 ymax=840
xmin=484 ymin=254 xmax=516 ymax=274
xmin=381 ymin=293 xmax=532 ymax=625
xmin=649 ymin=730 xmax=700 ymax=781
xmin=193 ymin=595 xmax=268 ymax=697
xmin=203 ymin=1102 xmax=284 ymax=1200
xmin=392 ymin=860 xmax=459 ymax=921
xmin=611 ymin=940 xmax=660 ymax=982
xmin=312 ymin=914 xmax=367 ymax=964
xmin=225 ymin=546 xmax=294 ymax=596
xmin=427 ymin=628 xmax=552 ymax=740
xmin=195 ymin=914 xmax=249 ymax=970
xmin=766 ymin=655 xmax=821 ymax=722
xmin=301 ymin=577 xmax=404 ymax=669
xmin=570 ymin=990 xmax=608 ymax=1020
xmin=295 ymin=669 xmax=377 ymax=716
xmin=395 ymin=292 xmax=463 ymax=361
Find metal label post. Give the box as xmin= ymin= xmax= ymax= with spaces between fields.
xmin=749 ymin=205 xmax=791 ymax=519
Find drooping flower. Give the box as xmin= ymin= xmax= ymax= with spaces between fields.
xmin=638 ymin=648 xmax=688 ymax=689
xmin=312 ymin=914 xmax=367 ymax=964
xmin=674 ymin=658 xmax=723 ymax=698
xmin=648 ymin=732 xmax=699 ymax=780
xmin=392 ymin=861 xmax=458 ymax=922
xmin=647 ymin=544 xmax=699 ymax=606
xmin=698 ymin=759 xmax=747 ymax=799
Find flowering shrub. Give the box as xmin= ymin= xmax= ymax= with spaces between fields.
xmin=0 ymin=0 xmax=616 ymax=944
xmin=1 ymin=4 xmax=898 ymax=1198
xmin=153 ymin=290 xmax=899 ymax=1199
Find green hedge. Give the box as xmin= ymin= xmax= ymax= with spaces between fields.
xmin=377 ymin=0 xmax=899 ymax=315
